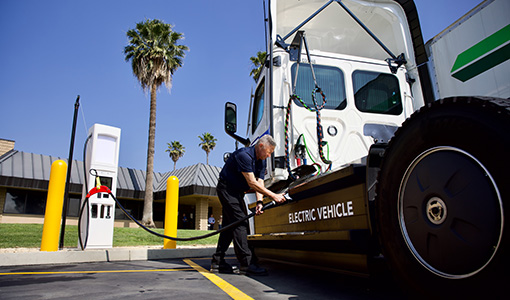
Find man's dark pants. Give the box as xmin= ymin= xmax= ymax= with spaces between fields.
xmin=212 ymin=180 xmax=255 ymax=267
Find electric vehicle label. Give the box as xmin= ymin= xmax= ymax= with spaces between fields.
xmin=288 ymin=201 xmax=354 ymax=224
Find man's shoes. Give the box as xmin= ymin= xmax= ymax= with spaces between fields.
xmin=239 ymin=264 xmax=268 ymax=276
xmin=210 ymin=261 xmax=238 ymax=274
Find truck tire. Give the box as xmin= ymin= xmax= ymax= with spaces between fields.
xmin=375 ymin=97 xmax=509 ymax=297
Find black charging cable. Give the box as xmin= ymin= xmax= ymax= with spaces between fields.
xmin=82 ymin=182 xmax=290 ymax=242
xmin=78 ymin=135 xmax=92 ymax=250
xmin=77 ymin=134 xmax=293 ymax=249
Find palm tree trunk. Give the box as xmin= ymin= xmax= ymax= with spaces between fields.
xmin=142 ymin=82 xmax=157 ymax=228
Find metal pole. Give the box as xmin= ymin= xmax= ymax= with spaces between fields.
xmin=59 ymin=95 xmax=80 ymax=249
xmin=334 ymin=0 xmax=397 ymax=59
xmin=281 ymin=0 xmax=335 ymax=42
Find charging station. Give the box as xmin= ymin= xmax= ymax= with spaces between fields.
xmin=79 ymin=123 xmax=121 ymax=249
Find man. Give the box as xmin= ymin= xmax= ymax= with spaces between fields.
xmin=208 ymin=214 xmax=215 ymax=230
xmin=211 ymin=135 xmax=286 ymax=275
xmin=181 ymin=213 xmax=188 ymax=229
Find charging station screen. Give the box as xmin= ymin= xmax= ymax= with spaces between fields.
xmin=99 ymin=176 xmax=113 ymax=189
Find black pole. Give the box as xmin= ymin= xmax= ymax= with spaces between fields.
xmin=59 ymin=95 xmax=80 ymax=249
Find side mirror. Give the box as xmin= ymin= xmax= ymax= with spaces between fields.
xmin=224 ymin=102 xmax=250 ymax=147
xmin=225 ymin=102 xmax=237 ymax=134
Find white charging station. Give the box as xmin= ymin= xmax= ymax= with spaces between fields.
xmin=79 ymin=123 xmax=121 ymax=249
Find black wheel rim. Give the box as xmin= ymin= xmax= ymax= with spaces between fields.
xmin=399 ymin=146 xmax=503 ymax=278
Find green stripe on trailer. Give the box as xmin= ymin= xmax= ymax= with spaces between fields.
xmin=451 ymin=24 xmax=510 ymax=82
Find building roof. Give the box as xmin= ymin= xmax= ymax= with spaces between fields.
xmin=0 ymin=150 xmax=221 ymax=199
xmin=154 ymin=163 xmax=221 ymax=199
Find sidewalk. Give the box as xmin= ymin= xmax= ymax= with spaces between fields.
xmin=0 ymin=245 xmax=233 ymax=267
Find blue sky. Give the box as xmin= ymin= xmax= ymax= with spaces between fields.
xmin=0 ymin=0 xmax=482 ymax=173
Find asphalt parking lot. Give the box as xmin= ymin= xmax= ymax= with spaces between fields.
xmin=0 ymin=256 xmax=407 ymax=299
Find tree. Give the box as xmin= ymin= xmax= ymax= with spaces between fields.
xmin=166 ymin=141 xmax=185 ymax=171
xmin=198 ymin=133 xmax=217 ymax=165
xmin=249 ymin=51 xmax=267 ymax=82
xmin=124 ymin=19 xmax=188 ymax=227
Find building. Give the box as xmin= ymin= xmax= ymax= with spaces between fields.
xmin=0 ymin=139 xmax=223 ymax=230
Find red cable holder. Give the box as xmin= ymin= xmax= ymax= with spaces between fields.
xmin=86 ymin=185 xmax=111 ymax=198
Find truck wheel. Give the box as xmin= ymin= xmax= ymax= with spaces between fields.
xmin=375 ymin=97 xmax=510 ymax=297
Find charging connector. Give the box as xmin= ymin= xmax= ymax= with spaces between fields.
xmin=284 ymin=193 xmax=293 ymax=202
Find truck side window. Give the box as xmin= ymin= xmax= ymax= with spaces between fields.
xmin=291 ymin=64 xmax=346 ymax=110
xmin=252 ymin=78 xmax=265 ymax=134
xmin=353 ymin=71 xmax=402 ymax=115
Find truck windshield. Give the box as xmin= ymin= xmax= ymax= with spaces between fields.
xmin=291 ymin=64 xmax=346 ymax=110
xmin=353 ymin=70 xmax=402 ymax=115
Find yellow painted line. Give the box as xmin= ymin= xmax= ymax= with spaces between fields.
xmin=183 ymin=259 xmax=253 ymax=300
xmin=187 ymin=256 xmax=236 ymax=261
xmin=0 ymin=268 xmax=193 ymax=276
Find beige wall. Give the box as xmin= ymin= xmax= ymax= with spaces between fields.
xmin=0 ymin=139 xmax=15 ymax=156
xmin=195 ymin=198 xmax=209 ymax=230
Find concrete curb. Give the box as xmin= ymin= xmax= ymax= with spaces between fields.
xmin=0 ymin=247 xmax=234 ymax=267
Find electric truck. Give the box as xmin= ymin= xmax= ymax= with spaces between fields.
xmin=224 ymin=0 xmax=509 ymax=296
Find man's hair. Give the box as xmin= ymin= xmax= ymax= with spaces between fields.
xmin=258 ymin=135 xmax=276 ymax=147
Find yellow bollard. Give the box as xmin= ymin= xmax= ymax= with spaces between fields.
xmin=164 ymin=176 xmax=179 ymax=249
xmin=41 ymin=160 xmax=67 ymax=251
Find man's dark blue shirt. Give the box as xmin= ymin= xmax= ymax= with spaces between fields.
xmin=219 ymin=146 xmax=266 ymax=193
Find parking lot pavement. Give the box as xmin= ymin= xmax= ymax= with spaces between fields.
xmin=0 ymin=257 xmax=407 ymax=299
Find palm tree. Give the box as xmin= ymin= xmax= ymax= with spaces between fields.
xmin=198 ymin=133 xmax=217 ymax=165
xmin=249 ymin=51 xmax=267 ymax=82
xmin=124 ymin=19 xmax=188 ymax=227
xmin=166 ymin=141 xmax=185 ymax=171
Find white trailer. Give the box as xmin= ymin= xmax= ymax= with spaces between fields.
xmin=425 ymin=0 xmax=510 ymax=99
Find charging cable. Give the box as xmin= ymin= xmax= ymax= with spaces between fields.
xmin=78 ymin=180 xmax=291 ymax=249
xmin=77 ymin=135 xmax=294 ymax=249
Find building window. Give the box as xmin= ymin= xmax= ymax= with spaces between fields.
xmin=3 ymin=189 xmax=81 ymax=216
xmin=115 ymin=198 xmax=142 ymax=220
xmin=4 ymin=189 xmax=46 ymax=215
xmin=66 ymin=196 xmax=81 ymax=217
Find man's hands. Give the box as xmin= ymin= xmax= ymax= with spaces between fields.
xmin=242 ymin=173 xmax=287 ymax=215
xmin=271 ymin=192 xmax=286 ymax=204
xmin=255 ymin=202 xmax=264 ymax=215
xmin=255 ymin=192 xmax=286 ymax=215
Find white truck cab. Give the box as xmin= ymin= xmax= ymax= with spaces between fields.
xmin=243 ymin=0 xmax=426 ymax=185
